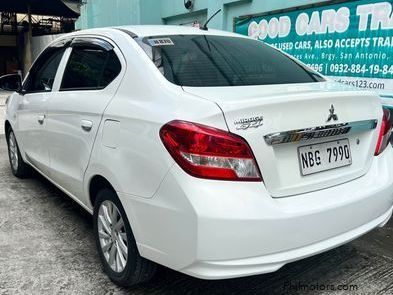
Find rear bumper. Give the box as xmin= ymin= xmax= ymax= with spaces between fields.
xmin=118 ymin=146 xmax=393 ymax=280
xmin=182 ymin=206 xmax=392 ymax=279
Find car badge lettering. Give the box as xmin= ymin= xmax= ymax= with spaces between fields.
xmin=327 ymin=104 xmax=338 ymax=122
xmin=234 ymin=116 xmax=264 ymax=130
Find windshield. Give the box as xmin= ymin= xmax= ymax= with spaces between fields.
xmin=136 ymin=35 xmax=324 ymax=87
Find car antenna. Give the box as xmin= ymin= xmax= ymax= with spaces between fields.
xmin=200 ymin=9 xmax=222 ymax=31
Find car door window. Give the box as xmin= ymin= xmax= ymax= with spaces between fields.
xmin=60 ymin=47 xmax=121 ymax=91
xmin=24 ymin=48 xmax=66 ymax=93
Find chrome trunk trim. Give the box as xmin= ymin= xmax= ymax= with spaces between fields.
xmin=264 ymin=119 xmax=378 ymax=146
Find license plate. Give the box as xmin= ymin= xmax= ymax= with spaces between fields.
xmin=298 ymin=139 xmax=352 ymax=176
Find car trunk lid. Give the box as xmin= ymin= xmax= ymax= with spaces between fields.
xmin=183 ymin=82 xmax=382 ymax=197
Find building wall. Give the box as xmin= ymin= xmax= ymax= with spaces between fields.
xmin=0 ymin=35 xmax=18 ymax=76
xmin=31 ymin=34 xmax=64 ymax=61
xmin=76 ymin=0 xmax=163 ymax=29
xmin=76 ymin=0 xmax=329 ymax=31
xmin=0 ymin=35 xmax=16 ymax=47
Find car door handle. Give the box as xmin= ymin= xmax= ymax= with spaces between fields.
xmin=37 ymin=115 xmax=45 ymax=125
xmin=81 ymin=120 xmax=93 ymax=132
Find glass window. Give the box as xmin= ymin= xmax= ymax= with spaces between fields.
xmin=136 ymin=35 xmax=324 ymax=87
xmin=100 ymin=51 xmax=122 ymax=88
xmin=24 ymin=48 xmax=65 ymax=92
xmin=60 ymin=48 xmax=121 ymax=90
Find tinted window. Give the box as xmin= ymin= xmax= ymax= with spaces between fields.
xmin=136 ymin=35 xmax=324 ymax=87
xmin=24 ymin=48 xmax=65 ymax=92
xmin=61 ymin=48 xmax=121 ymax=90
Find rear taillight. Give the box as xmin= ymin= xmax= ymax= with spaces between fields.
xmin=375 ymin=108 xmax=392 ymax=156
xmin=160 ymin=120 xmax=262 ymax=181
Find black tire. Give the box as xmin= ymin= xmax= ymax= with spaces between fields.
xmin=6 ymin=129 xmax=30 ymax=178
xmin=93 ymin=188 xmax=157 ymax=287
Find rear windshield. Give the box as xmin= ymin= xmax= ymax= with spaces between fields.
xmin=136 ymin=35 xmax=324 ymax=87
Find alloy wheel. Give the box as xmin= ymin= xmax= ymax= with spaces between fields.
xmin=8 ymin=131 xmax=19 ymax=171
xmin=97 ymin=200 xmax=128 ymax=273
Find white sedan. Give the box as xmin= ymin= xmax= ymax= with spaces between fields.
xmin=1 ymin=25 xmax=393 ymax=287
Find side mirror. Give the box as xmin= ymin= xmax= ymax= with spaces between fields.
xmin=0 ymin=74 xmax=22 ymax=92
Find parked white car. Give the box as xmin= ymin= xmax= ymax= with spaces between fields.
xmin=1 ymin=25 xmax=393 ymax=286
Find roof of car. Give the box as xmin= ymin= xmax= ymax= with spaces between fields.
xmin=75 ymin=25 xmax=248 ymax=39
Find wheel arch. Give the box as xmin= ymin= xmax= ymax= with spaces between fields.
xmin=4 ymin=120 xmax=11 ymax=138
xmin=88 ymin=174 xmax=116 ymax=208
xmin=87 ymin=172 xmax=145 ymax=251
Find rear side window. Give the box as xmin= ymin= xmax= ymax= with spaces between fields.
xmin=60 ymin=48 xmax=121 ymax=90
xmin=24 ymin=48 xmax=65 ymax=93
xmin=136 ymin=35 xmax=324 ymax=87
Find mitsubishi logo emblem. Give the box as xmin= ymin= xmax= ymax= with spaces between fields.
xmin=327 ymin=104 xmax=338 ymax=122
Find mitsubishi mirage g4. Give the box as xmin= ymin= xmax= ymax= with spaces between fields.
xmin=2 ymin=25 xmax=393 ymax=286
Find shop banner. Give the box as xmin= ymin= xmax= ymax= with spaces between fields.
xmin=234 ymin=0 xmax=393 ymax=95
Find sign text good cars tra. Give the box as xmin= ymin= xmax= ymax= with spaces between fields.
xmin=235 ymin=0 xmax=393 ymax=95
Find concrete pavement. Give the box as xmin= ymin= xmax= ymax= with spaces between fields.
xmin=0 ymin=137 xmax=392 ymax=294
xmin=0 ymin=110 xmax=4 ymax=134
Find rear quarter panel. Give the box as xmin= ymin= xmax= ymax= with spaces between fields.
xmin=84 ymin=33 xmax=227 ymax=207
